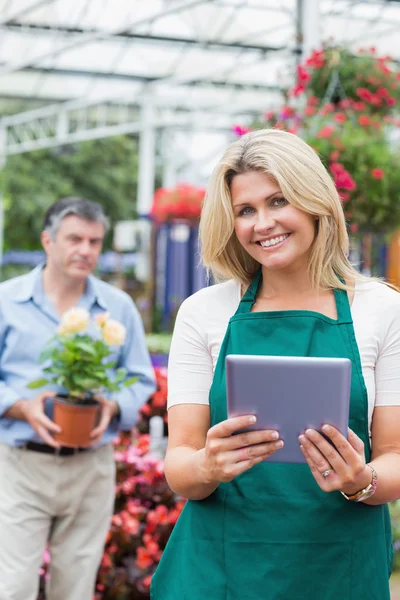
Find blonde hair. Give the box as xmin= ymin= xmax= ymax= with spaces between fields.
xmin=200 ymin=128 xmax=369 ymax=290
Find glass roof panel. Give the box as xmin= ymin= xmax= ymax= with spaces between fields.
xmin=1 ymin=0 xmax=400 ymax=120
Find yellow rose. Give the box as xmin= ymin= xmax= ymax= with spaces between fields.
xmin=59 ymin=307 xmax=90 ymax=335
xmin=102 ymin=319 xmax=126 ymax=346
xmin=94 ymin=312 xmax=110 ymax=328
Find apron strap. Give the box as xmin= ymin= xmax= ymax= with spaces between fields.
xmin=334 ymin=287 xmax=353 ymax=324
xmin=236 ymin=269 xmax=353 ymax=324
xmin=235 ymin=269 xmax=262 ymax=315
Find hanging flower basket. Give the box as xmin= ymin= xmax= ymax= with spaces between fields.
xmin=293 ymin=45 xmax=400 ymax=117
xmin=150 ymin=184 xmax=205 ymax=223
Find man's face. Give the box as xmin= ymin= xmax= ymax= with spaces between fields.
xmin=42 ymin=215 xmax=105 ymax=280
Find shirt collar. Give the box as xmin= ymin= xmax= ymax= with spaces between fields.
xmin=85 ymin=275 xmax=108 ymax=310
xmin=13 ymin=264 xmax=44 ymax=303
xmin=13 ymin=265 xmax=108 ymax=311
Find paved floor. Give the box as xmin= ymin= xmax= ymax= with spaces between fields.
xmin=391 ymin=573 xmax=400 ymax=599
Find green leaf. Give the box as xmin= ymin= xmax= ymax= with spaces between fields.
xmin=26 ymin=378 xmax=49 ymax=389
xmin=123 ymin=376 xmax=139 ymax=386
xmin=39 ymin=347 xmax=56 ymax=363
xmin=73 ymin=341 xmax=97 ymax=355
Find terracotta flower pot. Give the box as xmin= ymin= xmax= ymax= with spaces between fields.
xmin=53 ymin=396 xmax=100 ymax=448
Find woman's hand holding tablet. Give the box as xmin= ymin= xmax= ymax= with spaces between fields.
xmin=298 ymin=425 xmax=371 ymax=497
xmin=198 ymin=414 xmax=285 ymax=484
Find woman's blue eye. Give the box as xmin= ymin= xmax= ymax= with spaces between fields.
xmin=238 ymin=206 xmax=255 ymax=216
xmin=271 ymin=197 xmax=288 ymax=207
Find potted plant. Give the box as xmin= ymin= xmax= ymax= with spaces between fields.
xmin=28 ymin=307 xmax=137 ymax=447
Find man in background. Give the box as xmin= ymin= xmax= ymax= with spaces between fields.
xmin=0 ymin=197 xmax=156 ymax=600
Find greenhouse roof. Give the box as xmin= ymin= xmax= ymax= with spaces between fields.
xmin=1 ymin=0 xmax=400 ymax=154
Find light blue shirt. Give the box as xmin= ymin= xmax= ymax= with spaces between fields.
xmin=0 ymin=265 xmax=156 ymax=446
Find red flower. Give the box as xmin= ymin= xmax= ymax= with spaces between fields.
xmin=232 ymin=125 xmax=252 ymax=137
xmin=151 ymin=184 xmax=205 ymax=222
xmin=356 ymin=88 xmax=373 ymax=103
xmin=353 ymin=101 xmax=366 ymax=111
xmin=316 ymin=125 xmax=335 ymax=138
xmin=291 ymin=84 xmax=305 ymax=97
xmin=136 ymin=547 xmax=154 ymax=570
xmin=333 ymin=113 xmax=346 ymax=123
xmin=330 ymin=150 xmax=340 ymax=162
xmin=296 ymin=65 xmax=311 ymax=83
xmin=350 ymin=223 xmax=359 ymax=233
xmin=371 ymin=168 xmax=384 ymax=179
xmin=377 ymin=87 xmax=389 ymax=98
xmin=320 ymin=103 xmax=334 ymax=115
xmin=307 ymin=95 xmax=319 ymax=106
xmin=264 ymin=110 xmax=276 ymax=120
xmin=358 ymin=115 xmax=370 ymax=126
xmin=143 ymin=575 xmax=153 ymax=588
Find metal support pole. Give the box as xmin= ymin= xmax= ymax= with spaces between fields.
xmin=0 ymin=126 xmax=6 ymax=281
xmin=300 ymin=0 xmax=320 ymax=59
xmin=137 ymin=103 xmax=156 ymax=217
xmin=161 ymin=129 xmax=178 ymax=189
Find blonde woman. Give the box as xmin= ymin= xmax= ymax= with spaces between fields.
xmin=151 ymin=129 xmax=400 ymax=600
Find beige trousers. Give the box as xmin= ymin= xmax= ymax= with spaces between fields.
xmin=0 ymin=442 xmax=116 ymax=600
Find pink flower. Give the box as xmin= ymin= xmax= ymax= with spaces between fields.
xmin=330 ymin=150 xmax=340 ymax=162
xmin=316 ymin=125 xmax=335 ymax=138
xmin=232 ymin=125 xmax=252 ymax=136
xmin=333 ymin=113 xmax=346 ymax=123
xmin=371 ymin=168 xmax=384 ymax=179
xmin=358 ymin=115 xmax=370 ymax=126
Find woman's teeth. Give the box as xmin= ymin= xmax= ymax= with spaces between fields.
xmin=259 ymin=234 xmax=289 ymax=248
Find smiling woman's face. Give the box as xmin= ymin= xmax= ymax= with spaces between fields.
xmin=231 ymin=170 xmax=317 ymax=273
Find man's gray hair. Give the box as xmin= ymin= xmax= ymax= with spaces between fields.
xmin=43 ymin=197 xmax=110 ymax=239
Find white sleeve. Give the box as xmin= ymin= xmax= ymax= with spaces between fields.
xmin=375 ymin=298 xmax=400 ymax=407
xmin=167 ymin=298 xmax=213 ymax=409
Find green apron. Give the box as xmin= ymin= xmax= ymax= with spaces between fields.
xmin=152 ymin=270 xmax=393 ymax=600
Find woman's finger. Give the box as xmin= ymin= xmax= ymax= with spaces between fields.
xmin=208 ymin=415 xmax=259 ymax=440
xmin=346 ymin=428 xmax=365 ymax=454
xmin=302 ymin=429 xmax=348 ymax=475
xmin=222 ymin=442 xmax=284 ymax=480
xmin=224 ymin=429 xmax=281 ymax=451
xmin=234 ymin=440 xmax=284 ymax=463
xmin=319 ymin=425 xmax=364 ymax=467
xmin=298 ymin=434 xmax=332 ymax=475
xmin=300 ymin=445 xmax=332 ymax=487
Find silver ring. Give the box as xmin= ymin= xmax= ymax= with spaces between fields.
xmin=322 ymin=468 xmax=333 ymax=478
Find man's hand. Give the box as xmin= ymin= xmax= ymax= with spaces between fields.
xmin=89 ymin=395 xmax=120 ymax=446
xmin=5 ymin=392 xmax=61 ymax=448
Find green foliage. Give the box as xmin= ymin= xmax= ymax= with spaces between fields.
xmin=306 ymin=121 xmax=400 ymax=232
xmin=28 ymin=315 xmax=136 ymax=402
xmin=145 ymin=333 xmax=172 ymax=355
xmin=391 ymin=501 xmax=400 ymax=570
xmin=0 ymin=135 xmax=139 ymax=250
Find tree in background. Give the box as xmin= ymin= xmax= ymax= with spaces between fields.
xmin=1 ymin=135 xmax=140 ymax=250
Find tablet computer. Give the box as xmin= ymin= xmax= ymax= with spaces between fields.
xmin=226 ymin=354 xmax=352 ymax=464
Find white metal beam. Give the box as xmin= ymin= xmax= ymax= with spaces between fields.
xmin=0 ymin=125 xmax=6 ymax=276
xmin=0 ymin=0 xmax=56 ymax=26
xmin=0 ymin=0 xmax=212 ymax=76
xmin=137 ymin=101 xmax=156 ymax=217
xmin=300 ymin=0 xmax=320 ymax=59
xmin=1 ymin=102 xmax=240 ymax=156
